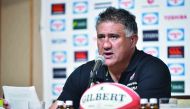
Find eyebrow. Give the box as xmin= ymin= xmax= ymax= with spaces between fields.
xmin=97 ymin=33 xmax=119 ymax=36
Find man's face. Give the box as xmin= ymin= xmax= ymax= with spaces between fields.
xmin=96 ymin=22 xmax=135 ymax=67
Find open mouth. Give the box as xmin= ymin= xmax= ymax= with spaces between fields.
xmin=104 ymin=52 xmax=113 ymax=58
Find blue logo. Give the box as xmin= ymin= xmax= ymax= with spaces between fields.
xmin=143 ymin=46 xmax=159 ymax=57
xmin=168 ymin=63 xmax=185 ymax=76
xmin=52 ymin=83 xmax=64 ymax=96
xmin=73 ymin=1 xmax=88 ymax=14
xmin=50 ymin=19 xmax=66 ymax=32
xmin=167 ymin=0 xmax=184 ymax=7
xmin=52 ymin=51 xmax=67 ymax=63
xmin=167 ymin=28 xmax=184 ymax=41
xmin=73 ymin=34 xmax=88 ymax=46
xmin=142 ymin=12 xmax=159 ymax=25
xmin=119 ymin=0 xmax=135 ymax=9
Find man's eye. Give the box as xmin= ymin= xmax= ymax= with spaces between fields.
xmin=111 ymin=35 xmax=118 ymax=39
xmin=97 ymin=35 xmax=104 ymax=39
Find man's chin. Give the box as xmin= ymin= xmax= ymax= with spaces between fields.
xmin=105 ymin=61 xmax=115 ymax=67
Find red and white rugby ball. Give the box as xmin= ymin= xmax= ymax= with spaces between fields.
xmin=80 ymin=83 xmax=140 ymax=109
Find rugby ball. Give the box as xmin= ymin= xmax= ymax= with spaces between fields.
xmin=80 ymin=83 xmax=140 ymax=109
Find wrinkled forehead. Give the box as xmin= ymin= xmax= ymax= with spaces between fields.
xmin=96 ymin=21 xmax=126 ymax=29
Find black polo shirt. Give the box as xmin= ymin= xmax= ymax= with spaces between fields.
xmin=57 ymin=49 xmax=171 ymax=109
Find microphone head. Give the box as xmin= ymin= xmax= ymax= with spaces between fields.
xmin=95 ymin=55 xmax=105 ymax=64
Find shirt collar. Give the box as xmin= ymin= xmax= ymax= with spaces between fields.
xmin=95 ymin=48 xmax=140 ymax=82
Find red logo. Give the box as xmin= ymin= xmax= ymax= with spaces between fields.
xmin=74 ymin=51 xmax=88 ymax=62
xmin=147 ymin=0 xmax=154 ymax=4
xmin=168 ymin=46 xmax=184 ymax=58
xmin=164 ymin=15 xmax=187 ymax=20
xmin=51 ymin=3 xmax=65 ymax=15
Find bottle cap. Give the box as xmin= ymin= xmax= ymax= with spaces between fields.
xmin=66 ymin=100 xmax=73 ymax=106
xmin=149 ymin=98 xmax=157 ymax=104
xmin=140 ymin=98 xmax=148 ymax=104
xmin=57 ymin=100 xmax=64 ymax=105
xmin=0 ymin=99 xmax=3 ymax=107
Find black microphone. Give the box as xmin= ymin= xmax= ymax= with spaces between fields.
xmin=88 ymin=55 xmax=105 ymax=87
xmin=92 ymin=55 xmax=105 ymax=73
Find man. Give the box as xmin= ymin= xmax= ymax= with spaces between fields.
xmin=50 ymin=7 xmax=171 ymax=109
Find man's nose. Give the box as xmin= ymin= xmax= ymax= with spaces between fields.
xmin=103 ymin=38 xmax=112 ymax=49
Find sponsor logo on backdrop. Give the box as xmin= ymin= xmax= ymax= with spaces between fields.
xmin=143 ymin=30 xmax=158 ymax=41
xmin=94 ymin=1 xmax=112 ymax=9
xmin=167 ymin=0 xmax=184 ymax=7
xmin=143 ymin=47 xmax=159 ymax=57
xmin=51 ymin=3 xmax=65 ymax=15
xmin=53 ymin=68 xmax=67 ymax=78
xmin=168 ymin=46 xmax=184 ymax=58
xmin=74 ymin=51 xmax=88 ymax=62
xmin=171 ymin=81 xmax=184 ymax=93
xmin=51 ymin=38 xmax=67 ymax=45
xmin=168 ymin=63 xmax=185 ymax=76
xmin=142 ymin=0 xmax=159 ymax=8
xmin=167 ymin=28 xmax=184 ymax=41
xmin=52 ymin=51 xmax=67 ymax=63
xmin=142 ymin=12 xmax=159 ymax=25
xmin=73 ymin=1 xmax=88 ymax=14
xmin=50 ymin=19 xmax=66 ymax=32
xmin=164 ymin=15 xmax=187 ymax=20
xmin=52 ymin=83 xmax=64 ymax=96
xmin=73 ymin=34 xmax=88 ymax=46
xmin=119 ymin=0 xmax=135 ymax=9
xmin=147 ymin=0 xmax=154 ymax=4
xmin=73 ymin=18 xmax=87 ymax=29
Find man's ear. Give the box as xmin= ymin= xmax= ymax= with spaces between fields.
xmin=130 ymin=34 xmax=138 ymax=48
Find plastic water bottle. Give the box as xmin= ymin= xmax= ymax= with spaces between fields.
xmin=149 ymin=98 xmax=158 ymax=109
xmin=140 ymin=98 xmax=149 ymax=109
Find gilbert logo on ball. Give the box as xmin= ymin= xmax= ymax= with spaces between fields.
xmin=80 ymin=83 xmax=140 ymax=109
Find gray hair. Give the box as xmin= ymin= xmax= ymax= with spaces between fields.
xmin=96 ymin=7 xmax=138 ymax=37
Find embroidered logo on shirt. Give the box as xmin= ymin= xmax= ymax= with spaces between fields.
xmin=127 ymin=73 xmax=137 ymax=91
xmin=129 ymin=72 xmax=135 ymax=80
xmin=127 ymin=82 xmax=137 ymax=91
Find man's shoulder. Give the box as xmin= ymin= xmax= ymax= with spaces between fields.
xmin=137 ymin=50 xmax=164 ymax=63
xmin=134 ymin=49 xmax=168 ymax=70
xmin=79 ymin=60 xmax=95 ymax=69
xmin=72 ymin=60 xmax=95 ymax=75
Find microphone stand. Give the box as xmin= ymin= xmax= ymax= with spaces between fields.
xmin=88 ymin=56 xmax=105 ymax=88
xmin=88 ymin=70 xmax=97 ymax=88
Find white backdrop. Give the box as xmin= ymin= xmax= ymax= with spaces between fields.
xmin=41 ymin=0 xmax=190 ymax=108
